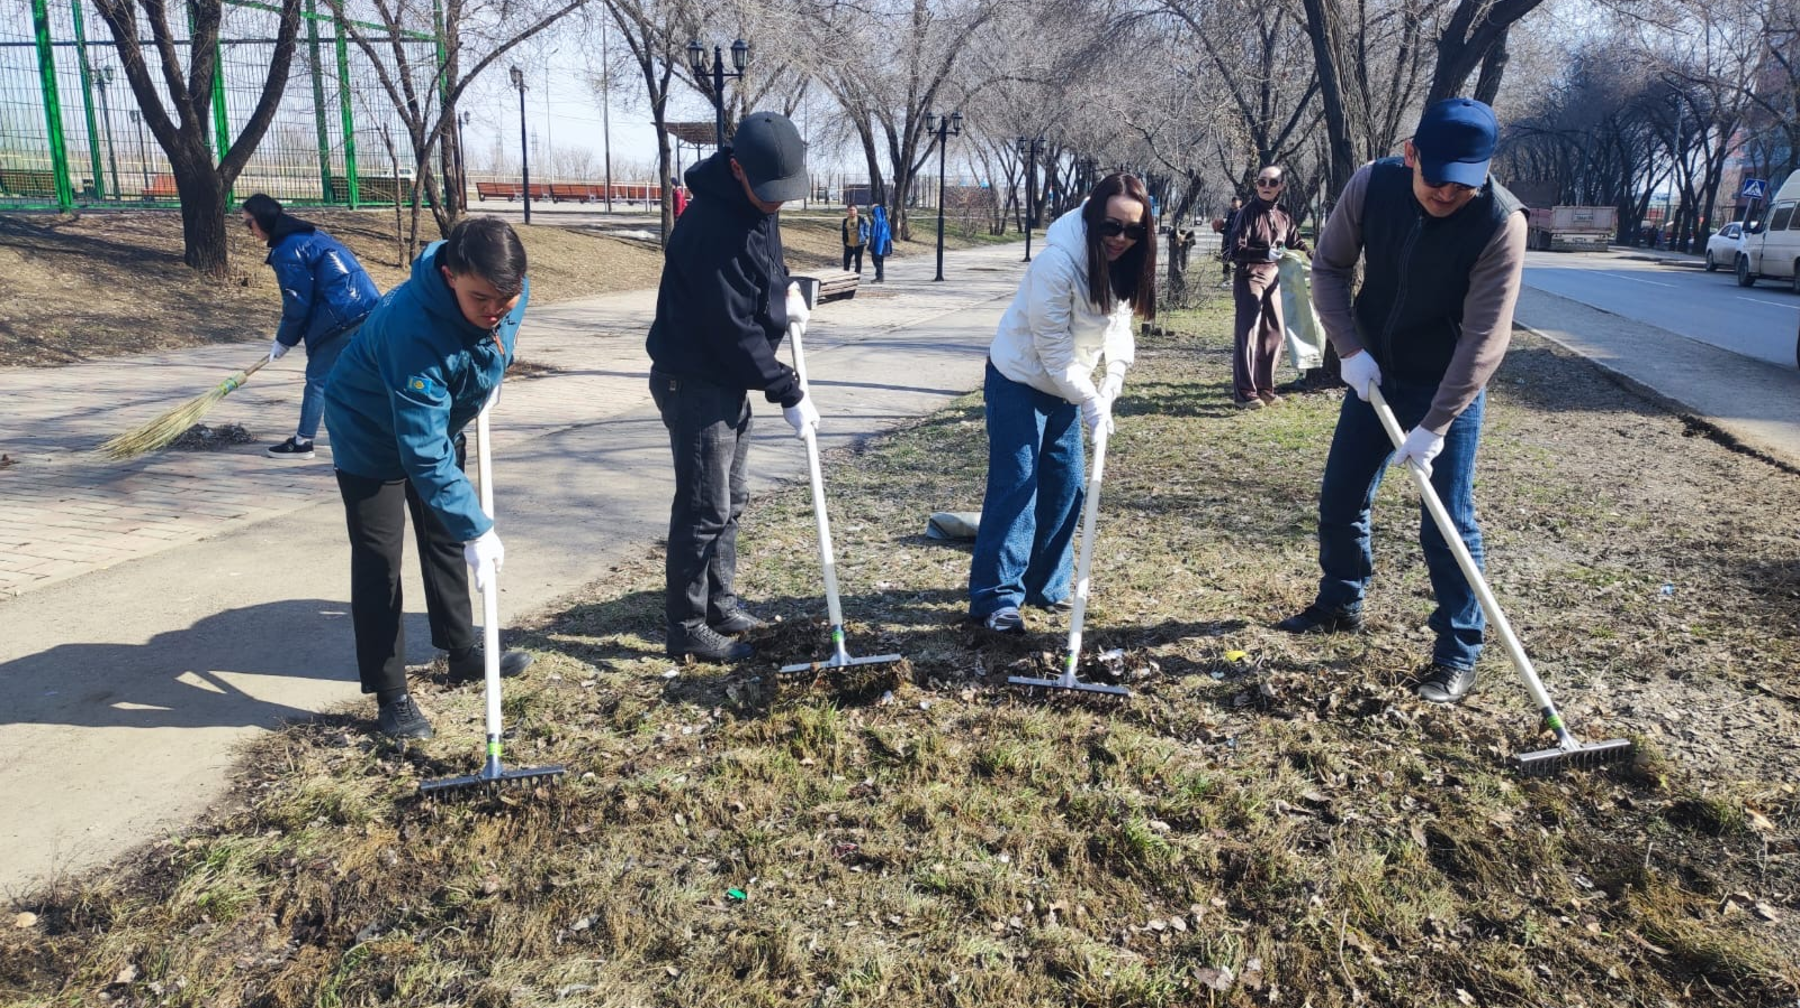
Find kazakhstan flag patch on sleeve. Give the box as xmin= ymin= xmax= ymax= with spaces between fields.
xmin=403 ymin=374 xmax=444 ymax=399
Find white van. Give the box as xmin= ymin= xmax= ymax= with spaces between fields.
xmin=1737 ymin=171 xmax=1800 ymax=292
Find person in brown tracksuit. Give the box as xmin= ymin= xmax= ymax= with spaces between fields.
xmin=1226 ymin=167 xmax=1306 ymax=408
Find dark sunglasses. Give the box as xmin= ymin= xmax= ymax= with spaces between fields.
xmin=1255 ymin=178 xmax=1283 ymax=187
xmin=1097 ymin=220 xmax=1147 ymax=241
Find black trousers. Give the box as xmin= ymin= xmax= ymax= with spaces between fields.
xmin=650 ymin=369 xmax=751 ymax=636
xmin=842 ymin=245 xmax=864 ymax=273
xmin=335 ymin=440 xmax=473 ymax=695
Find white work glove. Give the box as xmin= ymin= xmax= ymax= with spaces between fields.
xmin=462 ymin=527 xmax=505 ymax=593
xmin=1098 ymin=365 xmax=1125 ymax=407
xmin=268 ymin=339 xmax=291 ymax=362
xmin=783 ymin=393 xmax=821 ymax=439
xmin=1394 ymin=426 xmax=1446 ymax=478
xmin=1079 ymin=395 xmax=1113 ymax=440
xmin=1339 ymin=350 xmax=1382 ymax=402
xmin=785 ymin=282 xmax=811 ymax=330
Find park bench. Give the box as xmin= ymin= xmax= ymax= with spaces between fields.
xmin=548 ymin=182 xmax=601 ymax=203
xmin=475 ymin=180 xmax=522 ymax=201
xmin=0 ymin=168 xmax=58 ymax=199
xmin=795 ymin=269 xmax=860 ymax=303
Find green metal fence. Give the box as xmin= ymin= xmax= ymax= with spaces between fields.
xmin=0 ymin=0 xmax=437 ymax=212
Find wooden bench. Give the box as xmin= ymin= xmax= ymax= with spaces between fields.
xmin=475 ymin=180 xmax=522 ymax=201
xmin=0 ymin=168 xmax=58 ymax=199
xmin=548 ymin=182 xmax=602 ymax=203
xmin=795 ymin=269 xmax=860 ymax=304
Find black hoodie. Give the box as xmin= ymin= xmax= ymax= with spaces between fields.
xmin=645 ymin=149 xmax=801 ymax=406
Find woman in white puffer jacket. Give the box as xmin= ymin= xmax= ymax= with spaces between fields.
xmin=969 ymin=173 xmax=1159 ymax=633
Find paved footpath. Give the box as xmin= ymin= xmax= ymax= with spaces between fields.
xmin=0 ymin=241 xmax=1030 ymax=895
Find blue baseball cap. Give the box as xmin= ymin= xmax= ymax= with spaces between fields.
xmin=1412 ymin=98 xmax=1497 ymax=188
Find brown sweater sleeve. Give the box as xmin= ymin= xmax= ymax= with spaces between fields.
xmin=1421 ymin=210 xmax=1527 ymax=433
xmin=1310 ymin=164 xmax=1373 ymax=359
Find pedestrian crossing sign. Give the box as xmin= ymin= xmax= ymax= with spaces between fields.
xmin=1740 ymin=178 xmax=1768 ymax=200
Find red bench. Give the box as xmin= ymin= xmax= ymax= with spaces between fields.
xmin=475 ymin=180 xmax=522 ymax=201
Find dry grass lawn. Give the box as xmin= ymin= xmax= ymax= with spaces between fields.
xmin=3 ymin=295 xmax=1798 ymax=1007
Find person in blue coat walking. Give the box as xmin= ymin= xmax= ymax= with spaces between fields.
xmin=321 ymin=217 xmax=534 ymax=741
xmin=867 ymin=204 xmax=893 ymax=282
xmin=241 ymin=194 xmax=380 ymax=460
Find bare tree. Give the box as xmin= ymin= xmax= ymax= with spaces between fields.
xmin=328 ymin=0 xmax=590 ymax=252
xmin=88 ymin=0 xmax=304 ymax=275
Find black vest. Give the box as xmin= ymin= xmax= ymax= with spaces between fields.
xmin=1353 ymin=158 xmax=1523 ymax=383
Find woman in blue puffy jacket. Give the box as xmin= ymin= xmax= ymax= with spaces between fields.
xmin=321 ymin=217 xmax=534 ymax=742
xmin=240 ymin=193 xmax=380 ymax=460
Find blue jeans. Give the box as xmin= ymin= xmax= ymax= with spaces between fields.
xmin=1313 ymin=381 xmax=1487 ymax=670
xmin=649 ymin=369 xmax=752 ymax=635
xmin=297 ymin=328 xmax=353 ymax=441
xmin=968 ymin=361 xmax=1085 ymax=618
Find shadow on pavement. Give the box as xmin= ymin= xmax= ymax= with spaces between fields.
xmin=0 ymin=599 xmax=432 ymax=730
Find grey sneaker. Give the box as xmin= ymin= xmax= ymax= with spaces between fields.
xmin=376 ymin=693 xmax=434 ymax=740
xmin=667 ymin=624 xmax=754 ymax=662
xmin=981 ymin=607 xmax=1025 ymax=634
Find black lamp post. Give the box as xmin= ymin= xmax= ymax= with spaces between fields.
xmin=510 ymin=65 xmax=530 ymax=224
xmin=687 ymin=38 xmax=749 ymax=147
xmin=926 ymin=110 xmax=962 ymax=282
xmin=1016 ymin=135 xmax=1045 ymax=262
xmin=453 ymin=109 xmax=471 ymax=214
xmin=127 ymin=109 xmax=149 ymax=198
xmin=94 ymin=66 xmax=121 ymax=200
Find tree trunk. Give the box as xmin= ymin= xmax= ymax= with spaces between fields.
xmin=1472 ymin=28 xmax=1509 ymax=105
xmin=1300 ymin=0 xmax=1362 ymax=197
xmin=175 ymin=162 xmax=229 ymax=275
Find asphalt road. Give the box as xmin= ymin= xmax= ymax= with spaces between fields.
xmin=1523 ymin=250 xmax=1800 ymax=368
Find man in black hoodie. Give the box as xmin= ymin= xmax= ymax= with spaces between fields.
xmin=646 ymin=111 xmax=817 ymax=663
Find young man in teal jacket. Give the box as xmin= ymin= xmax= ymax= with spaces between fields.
xmin=322 ymin=217 xmax=533 ymax=741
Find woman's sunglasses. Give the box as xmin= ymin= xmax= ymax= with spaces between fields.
xmin=1255 ymin=178 xmax=1283 ymax=188
xmin=1097 ymin=220 xmax=1147 ymax=241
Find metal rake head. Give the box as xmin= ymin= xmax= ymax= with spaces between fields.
xmin=419 ymin=763 xmax=566 ymax=797
xmin=1516 ymin=738 xmax=1634 ymax=776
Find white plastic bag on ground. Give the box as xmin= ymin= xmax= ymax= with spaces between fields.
xmin=1277 ymin=250 xmax=1327 ymax=372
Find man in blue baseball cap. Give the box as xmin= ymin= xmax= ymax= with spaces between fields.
xmin=1275 ymin=97 xmax=1528 ymax=706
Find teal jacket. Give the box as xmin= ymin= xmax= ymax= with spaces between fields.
xmin=323 ymin=241 xmax=528 ymax=541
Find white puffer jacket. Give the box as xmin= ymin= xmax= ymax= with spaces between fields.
xmin=988 ymin=205 xmax=1135 ymax=405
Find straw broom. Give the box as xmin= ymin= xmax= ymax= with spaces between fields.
xmin=99 ymin=355 xmax=274 ymax=459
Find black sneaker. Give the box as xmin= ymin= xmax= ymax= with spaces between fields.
xmin=376 ymin=693 xmax=434 ymax=740
xmin=667 ymin=624 xmax=754 ymax=662
xmin=1416 ymin=663 xmax=1478 ymax=705
xmin=709 ymin=608 xmax=766 ymax=635
xmin=1275 ymin=605 xmax=1365 ymax=634
xmin=444 ymin=647 xmax=533 ymax=683
xmin=265 ymin=436 xmax=315 ymax=460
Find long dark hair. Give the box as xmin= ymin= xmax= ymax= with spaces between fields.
xmin=1082 ymin=173 xmax=1157 ymax=319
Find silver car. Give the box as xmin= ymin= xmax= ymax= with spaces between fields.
xmin=1704 ymin=222 xmax=1744 ymax=271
